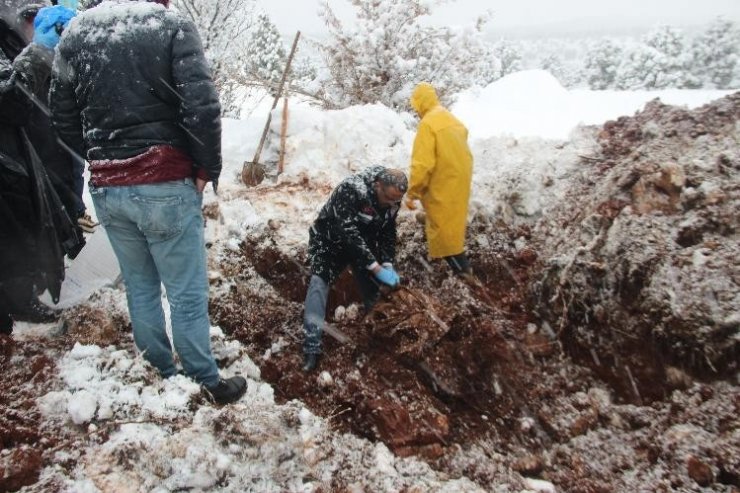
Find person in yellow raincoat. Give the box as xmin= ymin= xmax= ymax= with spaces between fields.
xmin=406 ymin=82 xmax=474 ymax=276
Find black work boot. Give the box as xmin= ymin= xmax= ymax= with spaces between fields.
xmin=302 ymin=353 xmax=320 ymax=372
xmin=11 ymin=298 xmax=60 ymax=323
xmin=202 ymin=376 xmax=247 ymax=405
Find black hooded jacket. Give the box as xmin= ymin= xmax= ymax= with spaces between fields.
xmin=0 ymin=46 xmax=37 ymax=281
xmin=1 ymin=13 xmax=82 ymax=306
xmin=309 ymin=166 xmax=399 ymax=282
xmin=49 ymin=1 xmax=222 ymax=180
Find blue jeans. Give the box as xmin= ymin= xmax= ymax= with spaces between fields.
xmin=90 ymin=179 xmax=219 ymax=387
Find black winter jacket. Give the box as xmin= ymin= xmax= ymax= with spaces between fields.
xmin=310 ymin=166 xmax=399 ymax=273
xmin=1 ymin=39 xmax=82 ymax=306
xmin=50 ymin=1 xmax=222 ymax=180
xmin=15 ymin=43 xmax=85 ymax=215
xmin=0 ymin=46 xmax=36 ymax=283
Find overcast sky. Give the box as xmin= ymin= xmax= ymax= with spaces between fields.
xmin=261 ymin=0 xmax=740 ymax=37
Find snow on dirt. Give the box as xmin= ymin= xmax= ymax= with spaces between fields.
xmin=2 ymin=72 xmax=737 ymax=492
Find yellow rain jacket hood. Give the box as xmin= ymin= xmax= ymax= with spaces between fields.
xmin=408 ymin=83 xmax=473 ymax=258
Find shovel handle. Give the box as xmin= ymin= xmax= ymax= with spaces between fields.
xmin=251 ymin=31 xmax=301 ymax=164
xmin=243 ymin=32 xmax=301 ymax=183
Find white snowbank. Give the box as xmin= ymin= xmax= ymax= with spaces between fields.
xmin=453 ymin=70 xmax=733 ymax=140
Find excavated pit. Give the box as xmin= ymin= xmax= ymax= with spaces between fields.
xmin=207 ymin=205 xmax=738 ymax=491
xmin=209 ymin=220 xmax=550 ymax=455
xmin=207 ymin=94 xmax=739 ymax=491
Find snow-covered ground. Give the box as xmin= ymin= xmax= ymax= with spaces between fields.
xmin=15 ymin=71 xmax=734 ymax=492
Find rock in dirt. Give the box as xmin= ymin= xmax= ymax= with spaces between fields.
xmin=686 ymin=455 xmax=714 ymax=487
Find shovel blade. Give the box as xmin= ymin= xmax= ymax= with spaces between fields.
xmin=241 ymin=161 xmax=266 ymax=187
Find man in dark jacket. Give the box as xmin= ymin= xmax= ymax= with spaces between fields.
xmin=49 ymin=0 xmax=246 ymax=405
xmin=302 ymin=166 xmax=407 ymax=371
xmin=0 ymin=0 xmax=82 ymax=333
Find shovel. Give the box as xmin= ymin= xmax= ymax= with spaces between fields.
xmin=241 ymin=31 xmax=301 ymax=186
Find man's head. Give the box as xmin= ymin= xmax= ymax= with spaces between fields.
xmin=373 ymin=168 xmax=407 ymax=208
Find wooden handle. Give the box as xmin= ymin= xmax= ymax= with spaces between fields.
xmin=243 ymin=31 xmax=302 ymax=183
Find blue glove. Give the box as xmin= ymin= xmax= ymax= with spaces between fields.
xmin=33 ymin=6 xmax=76 ymax=49
xmin=382 ymin=263 xmax=401 ymax=281
xmin=374 ymin=267 xmax=400 ymax=287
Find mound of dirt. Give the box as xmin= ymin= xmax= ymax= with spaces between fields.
xmin=531 ymin=93 xmax=740 ymax=402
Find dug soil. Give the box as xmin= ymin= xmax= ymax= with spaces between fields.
xmin=209 ymin=214 xmax=738 ymax=492
xmin=209 ymin=95 xmax=739 ymax=491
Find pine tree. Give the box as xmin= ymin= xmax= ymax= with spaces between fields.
xmin=245 ymin=12 xmax=287 ymax=95
xmin=615 ymin=25 xmax=691 ymax=90
xmin=537 ymin=53 xmax=579 ymax=87
xmin=584 ymin=39 xmax=623 ymax=89
xmin=615 ymin=43 xmax=663 ymax=89
xmin=314 ymin=0 xmax=494 ymax=109
xmin=491 ymin=39 xmax=522 ymax=80
xmin=641 ymin=25 xmax=692 ymax=88
xmin=689 ymin=18 xmax=740 ymax=89
xmin=518 ymin=38 xmax=586 ymax=88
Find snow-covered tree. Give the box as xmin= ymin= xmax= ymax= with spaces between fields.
xmin=639 ymin=25 xmax=693 ymax=88
xmin=614 ymin=26 xmax=692 ymax=90
xmin=314 ymin=0 xmax=494 ymax=109
xmin=290 ymin=50 xmax=320 ymax=90
xmin=615 ymin=44 xmax=665 ymax=89
xmin=689 ymin=18 xmax=740 ymax=89
xmin=539 ymin=52 xmax=583 ymax=87
xmin=490 ymin=39 xmax=522 ymax=80
xmin=245 ymin=12 xmax=287 ymax=95
xmin=517 ymin=38 xmax=587 ymax=88
xmin=644 ymin=25 xmax=684 ymax=59
xmin=171 ymin=0 xmax=256 ymax=116
xmin=540 ymin=53 xmax=563 ymax=78
xmin=583 ymin=39 xmax=623 ymax=89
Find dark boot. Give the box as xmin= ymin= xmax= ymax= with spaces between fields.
xmin=202 ymin=376 xmax=247 ymax=405
xmin=302 ymin=353 xmax=320 ymax=372
xmin=11 ymin=298 xmax=61 ymax=323
xmin=445 ymin=253 xmax=472 ymax=276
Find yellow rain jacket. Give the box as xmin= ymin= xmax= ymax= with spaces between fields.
xmin=408 ymin=83 xmax=473 ymax=258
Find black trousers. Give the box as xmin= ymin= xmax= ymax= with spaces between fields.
xmin=308 ymin=230 xmax=381 ymax=309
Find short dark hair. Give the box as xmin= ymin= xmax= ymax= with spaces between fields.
xmin=376 ymin=168 xmax=408 ymax=193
